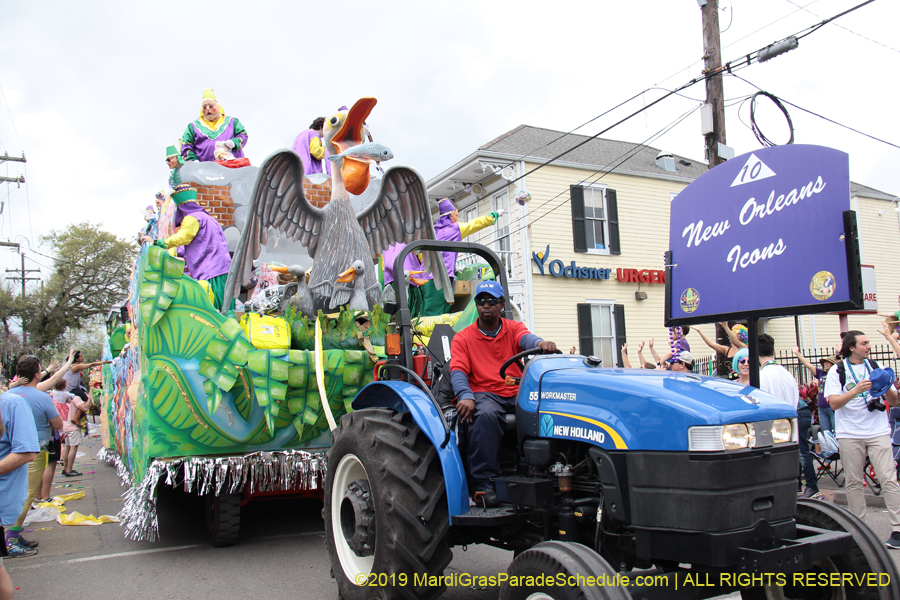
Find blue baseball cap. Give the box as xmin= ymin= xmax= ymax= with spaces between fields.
xmin=869 ymin=367 xmax=895 ymax=398
xmin=475 ymin=280 xmax=504 ymax=299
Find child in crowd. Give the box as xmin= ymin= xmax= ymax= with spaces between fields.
xmin=53 ymin=380 xmax=86 ymax=477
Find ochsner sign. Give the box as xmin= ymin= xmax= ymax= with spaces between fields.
xmin=666 ymin=145 xmax=861 ymax=324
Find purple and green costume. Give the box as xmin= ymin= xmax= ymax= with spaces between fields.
xmin=182 ymin=117 xmax=248 ymax=162
xmin=291 ymin=129 xmax=331 ymax=175
xmin=174 ymin=203 xmax=232 ymax=281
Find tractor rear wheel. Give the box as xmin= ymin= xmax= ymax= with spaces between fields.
xmin=499 ymin=541 xmax=631 ymax=600
xmin=740 ymin=499 xmax=900 ymax=600
xmin=325 ymin=408 xmax=452 ymax=600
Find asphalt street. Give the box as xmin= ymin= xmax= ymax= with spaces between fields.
xmin=5 ymin=433 xmax=900 ymax=600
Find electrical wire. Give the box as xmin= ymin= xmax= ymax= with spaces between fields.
xmin=749 ymin=91 xmax=794 ymax=147
xmin=783 ymin=0 xmax=900 ymax=55
xmin=465 ymin=104 xmax=703 ymax=247
xmin=0 ymin=82 xmax=35 ymax=246
xmin=447 ymin=0 xmax=869 ymax=210
xmin=730 ymin=73 xmax=900 ymax=151
xmin=652 ymin=0 xmax=822 ymax=88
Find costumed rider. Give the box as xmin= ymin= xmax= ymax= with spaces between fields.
xmin=381 ymin=243 xmax=430 ymax=318
xmin=182 ymin=89 xmax=248 ymax=162
xmin=138 ymin=205 xmax=158 ymax=242
xmin=291 ymin=117 xmax=331 ymax=176
xmin=450 ymin=281 xmax=557 ymax=507
xmin=427 ymin=198 xmax=505 ymax=316
xmin=141 ymin=176 xmax=233 ymax=311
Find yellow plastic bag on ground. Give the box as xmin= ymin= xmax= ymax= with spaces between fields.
xmin=57 ymin=511 xmax=120 ymax=526
xmin=240 ymin=313 xmax=291 ymax=349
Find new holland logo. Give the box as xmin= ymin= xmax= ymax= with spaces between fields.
xmin=540 ymin=414 xmax=554 ymax=437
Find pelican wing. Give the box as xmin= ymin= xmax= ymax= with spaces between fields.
xmin=356 ymin=166 xmax=454 ymax=303
xmin=223 ymin=150 xmax=325 ymax=310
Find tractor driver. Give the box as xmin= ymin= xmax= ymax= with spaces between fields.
xmin=450 ymin=280 xmax=557 ymax=507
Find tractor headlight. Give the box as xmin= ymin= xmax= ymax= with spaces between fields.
xmin=722 ymin=423 xmax=751 ymax=450
xmin=688 ymin=424 xmax=751 ymax=451
xmin=771 ymin=419 xmax=793 ymax=444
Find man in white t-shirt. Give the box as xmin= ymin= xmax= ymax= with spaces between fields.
xmin=825 ymin=330 xmax=900 ymax=549
xmin=757 ymin=334 xmax=818 ymax=499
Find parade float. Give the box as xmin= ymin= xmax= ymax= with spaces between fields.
xmin=98 ymin=97 xmax=481 ymax=545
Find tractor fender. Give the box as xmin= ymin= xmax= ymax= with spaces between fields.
xmin=352 ymin=381 xmax=470 ymax=521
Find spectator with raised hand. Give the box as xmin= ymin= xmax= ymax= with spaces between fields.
xmin=2 ymin=355 xmax=61 ymax=555
xmin=636 ymin=340 xmax=656 ymax=369
xmin=696 ymin=322 xmax=746 ymax=380
xmin=63 ymin=350 xmax=107 ymax=407
xmin=648 ymin=337 xmax=663 ymax=368
xmin=621 ymin=343 xmax=633 ymax=368
xmin=792 ymin=347 xmax=839 ymax=434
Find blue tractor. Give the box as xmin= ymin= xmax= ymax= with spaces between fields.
xmin=324 ymin=241 xmax=899 ymax=600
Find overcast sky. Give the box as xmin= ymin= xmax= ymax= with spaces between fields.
xmin=0 ymin=0 xmax=897 ymax=286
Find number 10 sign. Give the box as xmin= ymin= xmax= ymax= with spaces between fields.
xmin=665 ymin=144 xmax=862 ymax=325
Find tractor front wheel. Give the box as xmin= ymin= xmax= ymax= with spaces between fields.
xmin=324 ymin=408 xmax=452 ymax=600
xmin=740 ymin=498 xmax=900 ymax=600
xmin=499 ymin=541 xmax=631 ymax=600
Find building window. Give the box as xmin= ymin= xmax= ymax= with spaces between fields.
xmin=570 ymin=185 xmax=620 ymax=255
xmin=456 ymin=204 xmax=482 ymax=268
xmin=493 ymin=189 xmax=512 ymax=277
xmin=583 ymin=186 xmax=609 ymax=254
xmin=576 ymin=302 xmax=626 ymax=367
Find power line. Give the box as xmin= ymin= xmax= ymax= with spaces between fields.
xmin=466 ymin=103 xmax=703 ymax=248
xmin=783 ymin=0 xmax=900 ymax=54
xmin=730 ymin=73 xmax=900 ymax=151
xmin=652 ymin=0 xmax=823 ymax=89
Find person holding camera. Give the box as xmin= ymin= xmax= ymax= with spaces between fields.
xmin=825 ymin=330 xmax=900 ymax=548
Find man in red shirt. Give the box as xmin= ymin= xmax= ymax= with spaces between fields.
xmin=450 ymin=280 xmax=557 ymax=507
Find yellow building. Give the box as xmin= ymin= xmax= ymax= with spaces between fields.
xmin=427 ymin=125 xmax=899 ymax=367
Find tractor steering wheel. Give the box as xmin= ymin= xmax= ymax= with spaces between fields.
xmin=499 ymin=347 xmax=562 ymax=384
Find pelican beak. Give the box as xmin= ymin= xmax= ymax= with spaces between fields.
xmin=333 ymin=97 xmax=376 ymax=195
xmin=269 ymin=265 xmax=289 ymax=274
xmin=336 ymin=266 xmax=358 ymax=283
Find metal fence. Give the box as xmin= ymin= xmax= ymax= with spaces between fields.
xmin=693 ymin=344 xmax=900 ymax=382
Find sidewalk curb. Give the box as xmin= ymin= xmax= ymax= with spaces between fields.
xmin=830 ymin=490 xmax=887 ymax=509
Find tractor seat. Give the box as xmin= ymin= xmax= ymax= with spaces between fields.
xmin=502 ymin=412 xmax=516 ymax=431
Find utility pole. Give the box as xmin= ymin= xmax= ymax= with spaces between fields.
xmin=6 ymin=249 xmax=41 ymax=345
xmin=0 ymin=153 xmax=26 ymax=184
xmin=701 ymin=0 xmax=727 ymax=169
xmin=700 ymin=0 xmax=732 ymax=375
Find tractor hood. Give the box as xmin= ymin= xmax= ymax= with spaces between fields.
xmin=517 ymin=356 xmax=799 ymax=452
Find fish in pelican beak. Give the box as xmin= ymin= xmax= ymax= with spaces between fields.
xmin=325 ymin=98 xmax=377 ymax=195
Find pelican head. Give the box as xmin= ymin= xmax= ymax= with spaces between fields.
xmin=336 ymin=260 xmax=366 ymax=283
xmin=324 ymin=97 xmax=377 ymax=196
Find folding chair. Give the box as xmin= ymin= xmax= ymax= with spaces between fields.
xmin=812 ymin=449 xmax=843 ymax=487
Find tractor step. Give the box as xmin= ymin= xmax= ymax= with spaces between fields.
xmin=452 ymin=505 xmax=519 ymax=526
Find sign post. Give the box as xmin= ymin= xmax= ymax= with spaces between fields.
xmin=666 ymin=145 xmax=862 ymax=383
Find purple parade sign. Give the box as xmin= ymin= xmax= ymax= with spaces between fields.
xmin=666 ymin=144 xmax=861 ymax=326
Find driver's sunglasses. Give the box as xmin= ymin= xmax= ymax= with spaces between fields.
xmin=475 ymin=298 xmax=502 ymax=307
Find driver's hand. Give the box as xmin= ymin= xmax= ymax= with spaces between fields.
xmin=537 ymin=341 xmax=557 ymax=353
xmin=457 ymin=398 xmax=476 ymax=423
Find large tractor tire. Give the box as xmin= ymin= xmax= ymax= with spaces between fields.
xmin=204 ymin=490 xmax=240 ymax=547
xmin=741 ymin=499 xmax=900 ymax=600
xmin=324 ymin=408 xmax=452 ymax=600
xmin=499 ymin=541 xmax=631 ymax=600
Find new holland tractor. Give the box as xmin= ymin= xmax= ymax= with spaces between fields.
xmin=324 ymin=240 xmax=899 ymax=600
